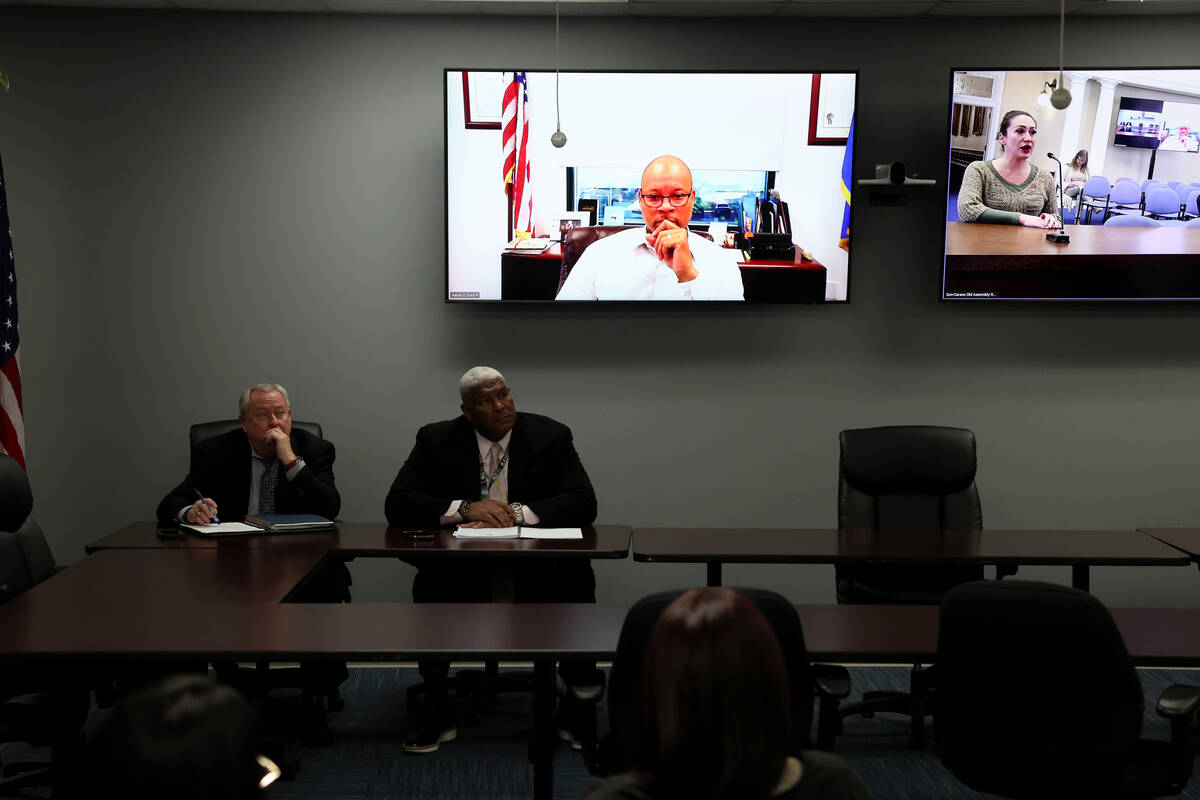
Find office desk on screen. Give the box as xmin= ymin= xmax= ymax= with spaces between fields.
xmin=631 ymin=528 xmax=1189 ymax=590
xmin=500 ymin=245 xmax=827 ymax=302
xmin=944 ymin=221 xmax=1200 ymax=299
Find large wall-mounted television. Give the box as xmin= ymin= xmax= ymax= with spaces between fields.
xmin=944 ymin=68 xmax=1200 ymax=301
xmin=445 ymin=70 xmax=857 ymax=303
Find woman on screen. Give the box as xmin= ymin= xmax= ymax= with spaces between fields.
xmin=585 ymin=588 xmax=874 ymax=800
xmin=957 ymin=110 xmax=1059 ymax=229
xmin=1063 ymin=149 xmax=1089 ymax=207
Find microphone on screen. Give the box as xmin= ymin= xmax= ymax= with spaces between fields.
xmin=1044 ymin=152 xmax=1070 ymax=244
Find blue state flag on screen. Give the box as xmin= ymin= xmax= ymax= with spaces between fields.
xmin=839 ymin=114 xmax=854 ymax=252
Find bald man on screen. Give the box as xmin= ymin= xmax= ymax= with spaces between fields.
xmin=556 ymin=155 xmax=745 ymax=301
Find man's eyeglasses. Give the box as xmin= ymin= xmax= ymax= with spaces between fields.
xmin=639 ymin=190 xmax=694 ymax=208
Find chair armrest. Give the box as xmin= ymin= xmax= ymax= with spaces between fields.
xmin=1156 ymin=684 xmax=1200 ymax=719
xmin=812 ymin=663 xmax=851 ymax=701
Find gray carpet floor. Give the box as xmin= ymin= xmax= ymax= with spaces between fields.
xmin=4 ymin=665 xmax=1200 ymax=799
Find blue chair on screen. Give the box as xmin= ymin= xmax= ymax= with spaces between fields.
xmin=1185 ymin=218 xmax=1200 ymax=228
xmin=1167 ymin=180 xmax=1183 ymax=190
xmin=1103 ymin=215 xmax=1161 ymax=227
xmin=1144 ymin=187 xmax=1183 ymax=220
xmin=1077 ymin=176 xmax=1111 ymax=224
xmin=1182 ymin=189 xmax=1200 ymax=221
xmin=1106 ymin=181 xmax=1142 ymax=216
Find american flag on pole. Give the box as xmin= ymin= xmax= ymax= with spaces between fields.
xmin=0 ymin=153 xmax=24 ymax=470
xmin=502 ymin=71 xmax=534 ymax=236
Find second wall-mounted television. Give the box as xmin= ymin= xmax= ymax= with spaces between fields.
xmin=446 ymin=70 xmax=857 ymax=304
xmin=1115 ymin=96 xmax=1200 ymax=153
xmin=944 ymin=68 xmax=1200 ymax=302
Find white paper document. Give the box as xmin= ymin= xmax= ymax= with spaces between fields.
xmin=518 ymin=528 xmax=584 ymax=540
xmin=453 ymin=526 xmax=520 ymax=539
xmin=181 ymin=522 xmax=261 ymax=535
xmin=451 ymin=526 xmax=584 ymax=540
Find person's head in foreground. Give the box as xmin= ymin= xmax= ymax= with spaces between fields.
xmin=88 ymin=673 xmax=278 ymax=800
xmin=637 ymin=586 xmax=793 ymax=799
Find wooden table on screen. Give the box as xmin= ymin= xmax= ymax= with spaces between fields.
xmin=943 ymin=221 xmax=1200 ymax=299
xmin=500 ymin=245 xmax=827 ymax=302
xmin=631 ymin=528 xmax=1189 ymax=591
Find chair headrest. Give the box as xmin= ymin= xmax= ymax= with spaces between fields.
xmin=0 ymin=454 xmax=33 ymax=531
xmin=840 ymin=425 xmax=977 ymax=495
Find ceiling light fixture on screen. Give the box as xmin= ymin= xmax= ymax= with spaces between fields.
xmin=550 ymin=0 xmax=567 ymax=148
xmin=1050 ymin=0 xmax=1072 ymax=109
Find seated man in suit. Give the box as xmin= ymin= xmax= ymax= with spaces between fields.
xmin=556 ymin=154 xmax=744 ymax=301
xmin=386 ymin=366 xmax=598 ymax=754
xmin=157 ymin=383 xmax=339 ymax=525
xmin=156 ymin=383 xmax=346 ymax=744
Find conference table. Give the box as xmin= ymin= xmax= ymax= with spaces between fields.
xmin=4 ymin=522 xmax=1198 ymax=797
xmin=1140 ymin=529 xmax=1200 ymax=565
xmin=631 ymin=528 xmax=1191 ymax=591
xmin=71 ymin=522 xmax=630 ymax=800
xmin=943 ymin=221 xmax=1200 ymax=299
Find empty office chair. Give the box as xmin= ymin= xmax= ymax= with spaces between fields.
xmin=1077 ymin=175 xmax=1112 ymax=224
xmin=936 ymin=580 xmax=1200 ymax=799
xmin=1144 ymin=187 xmax=1183 ymax=220
xmin=1106 ymin=180 xmax=1143 ymax=216
xmin=1186 ymin=217 xmax=1200 ymax=228
xmin=836 ymin=425 xmax=986 ymax=604
xmin=1167 ymin=179 xmax=1183 ymax=190
xmin=835 ymin=425 xmax=986 ymax=747
xmin=593 ymin=588 xmax=848 ymax=777
xmin=1104 ymin=215 xmax=1162 ymax=227
xmin=0 ymin=454 xmax=89 ymax=795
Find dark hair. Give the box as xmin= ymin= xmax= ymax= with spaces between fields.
xmin=1068 ymin=149 xmax=1089 ymax=168
xmin=635 ymin=587 xmax=790 ymax=800
xmin=88 ymin=674 xmax=265 ymax=800
xmin=996 ymin=109 xmax=1036 ymax=151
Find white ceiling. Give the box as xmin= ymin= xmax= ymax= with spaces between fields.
xmin=3 ymin=0 xmax=1200 ymax=17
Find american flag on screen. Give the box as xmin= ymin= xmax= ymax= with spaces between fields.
xmin=0 ymin=154 xmax=24 ymax=470
xmin=502 ymin=71 xmax=534 ymax=235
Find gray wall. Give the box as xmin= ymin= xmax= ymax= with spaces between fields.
xmin=2 ymin=8 xmax=1199 ymax=607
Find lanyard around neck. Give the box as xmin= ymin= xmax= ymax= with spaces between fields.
xmin=478 ymin=446 xmax=509 ymax=498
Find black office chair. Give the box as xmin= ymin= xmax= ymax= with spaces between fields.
xmin=588 ymin=588 xmax=849 ymax=776
xmin=189 ymin=419 xmax=323 ymax=463
xmin=936 ymin=579 xmax=1200 ymax=798
xmin=0 ymin=454 xmax=89 ymax=795
xmin=835 ymin=424 xmax=1000 ymax=746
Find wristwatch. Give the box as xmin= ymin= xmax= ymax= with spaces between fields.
xmin=510 ymin=502 xmax=524 ymax=525
xmin=460 ymin=499 xmax=472 ymax=520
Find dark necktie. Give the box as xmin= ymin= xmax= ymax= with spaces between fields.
xmin=259 ymin=455 xmax=278 ymax=513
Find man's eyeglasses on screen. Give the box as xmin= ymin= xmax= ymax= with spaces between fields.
xmin=638 ymin=190 xmax=694 ymax=208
